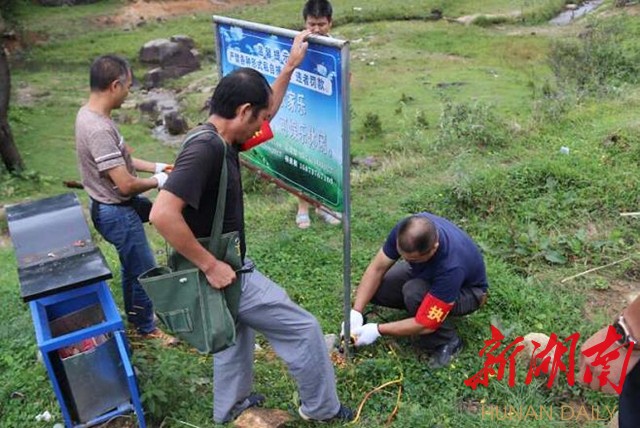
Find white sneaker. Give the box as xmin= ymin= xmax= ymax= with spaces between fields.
xmin=298 ymin=404 xmax=354 ymax=422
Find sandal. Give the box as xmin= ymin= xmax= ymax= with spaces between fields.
xmin=316 ymin=208 xmax=341 ymax=225
xmin=295 ymin=213 xmax=311 ymax=229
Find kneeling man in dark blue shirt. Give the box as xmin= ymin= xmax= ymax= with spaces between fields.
xmin=347 ymin=212 xmax=488 ymax=368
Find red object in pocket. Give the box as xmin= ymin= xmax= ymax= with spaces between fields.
xmin=240 ymin=121 xmax=274 ymax=151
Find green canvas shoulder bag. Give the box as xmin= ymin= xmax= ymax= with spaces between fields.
xmin=139 ymin=127 xmax=242 ymax=354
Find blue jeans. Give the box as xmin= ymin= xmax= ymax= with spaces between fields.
xmin=90 ymin=200 xmax=156 ymax=334
xmin=619 ymin=361 xmax=640 ymax=428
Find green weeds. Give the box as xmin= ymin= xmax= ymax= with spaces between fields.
xmin=548 ymin=16 xmax=640 ymax=96
xmin=361 ymin=112 xmax=384 ymax=138
xmin=0 ymin=170 xmax=55 ymax=199
xmin=519 ymin=0 xmax=567 ymax=24
xmin=437 ymin=97 xmax=509 ymax=149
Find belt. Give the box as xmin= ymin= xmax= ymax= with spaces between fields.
xmin=90 ymin=197 xmax=134 ymax=207
xmin=90 ymin=197 xmax=134 ymax=222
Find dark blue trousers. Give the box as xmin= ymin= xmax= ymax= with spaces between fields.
xmin=619 ymin=361 xmax=640 ymax=428
xmin=371 ymin=261 xmax=486 ymax=349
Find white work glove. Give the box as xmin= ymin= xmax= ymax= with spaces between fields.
xmin=154 ymin=162 xmax=168 ymax=174
xmin=153 ymin=172 xmax=168 ymax=189
xmin=352 ymin=323 xmax=381 ymax=347
xmin=340 ymin=309 xmax=364 ymax=338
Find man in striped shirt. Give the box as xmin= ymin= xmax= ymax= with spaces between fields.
xmin=75 ymin=54 xmax=175 ymax=345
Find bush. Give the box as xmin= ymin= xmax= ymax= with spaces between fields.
xmin=362 ymin=112 xmax=383 ymax=138
xmin=437 ymin=98 xmax=509 ymax=149
xmin=530 ymin=79 xmax=577 ymax=124
xmin=0 ymin=0 xmax=28 ymax=25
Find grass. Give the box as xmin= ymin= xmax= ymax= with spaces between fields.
xmin=2 ymin=0 xmax=640 ymax=427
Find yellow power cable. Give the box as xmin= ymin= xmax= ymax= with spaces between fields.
xmin=350 ymin=344 xmax=405 ymax=425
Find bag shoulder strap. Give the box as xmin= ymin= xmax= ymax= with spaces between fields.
xmin=180 ymin=126 xmax=219 ymax=150
xmin=208 ymin=141 xmax=228 ymax=258
xmin=177 ymin=125 xmax=229 ymax=258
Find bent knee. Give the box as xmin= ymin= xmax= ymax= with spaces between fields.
xmin=402 ymin=279 xmax=429 ymax=312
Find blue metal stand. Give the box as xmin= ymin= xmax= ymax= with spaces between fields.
xmin=29 ymin=282 xmax=146 ymax=428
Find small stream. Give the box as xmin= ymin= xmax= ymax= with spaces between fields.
xmin=151 ymin=125 xmax=184 ymax=147
xmin=549 ymin=0 xmax=604 ymax=25
xmin=138 ymin=89 xmax=185 ymax=146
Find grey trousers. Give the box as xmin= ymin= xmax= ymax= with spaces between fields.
xmin=213 ymin=267 xmax=340 ymax=423
xmin=371 ymin=261 xmax=487 ymax=349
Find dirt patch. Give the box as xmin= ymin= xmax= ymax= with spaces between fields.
xmin=102 ymin=415 xmax=137 ymax=428
xmin=0 ymin=206 xmax=9 ymax=249
xmin=14 ymin=83 xmax=51 ymax=106
xmin=5 ymin=0 xmax=265 ymax=54
xmin=2 ymin=31 xmax=49 ymax=54
xmin=627 ymin=4 xmax=640 ymax=15
xmin=602 ymin=2 xmax=640 ymax=17
xmin=583 ymin=278 xmax=640 ymax=321
xmin=94 ymin=0 xmax=266 ymax=28
xmin=458 ymin=398 xmax=482 ymax=414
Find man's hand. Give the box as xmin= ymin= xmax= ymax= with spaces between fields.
xmin=340 ymin=309 xmax=364 ymax=338
xmin=269 ymin=30 xmax=312 ymax=119
xmin=286 ymin=30 xmax=311 ymax=69
xmin=203 ymin=260 xmax=236 ymax=289
xmin=353 ymin=323 xmax=381 ymax=347
xmin=578 ymin=326 xmax=640 ymax=395
xmin=155 ymin=162 xmax=173 ymax=173
xmin=153 ymin=172 xmax=168 ymax=188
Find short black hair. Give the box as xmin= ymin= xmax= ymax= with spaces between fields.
xmin=397 ymin=215 xmax=438 ymax=254
xmin=209 ymin=67 xmax=272 ymax=119
xmin=90 ymin=55 xmax=131 ymax=91
xmin=303 ymin=0 xmax=333 ymax=21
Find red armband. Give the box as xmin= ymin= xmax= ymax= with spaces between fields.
xmin=240 ymin=120 xmax=274 ymax=151
xmin=415 ymin=294 xmax=454 ymax=330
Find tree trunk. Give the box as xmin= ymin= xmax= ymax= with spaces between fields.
xmin=0 ymin=42 xmax=24 ymax=173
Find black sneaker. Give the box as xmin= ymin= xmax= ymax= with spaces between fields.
xmin=429 ymin=336 xmax=463 ymax=369
xmin=224 ymin=393 xmax=265 ymax=422
xmin=298 ymin=403 xmax=354 ymax=423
